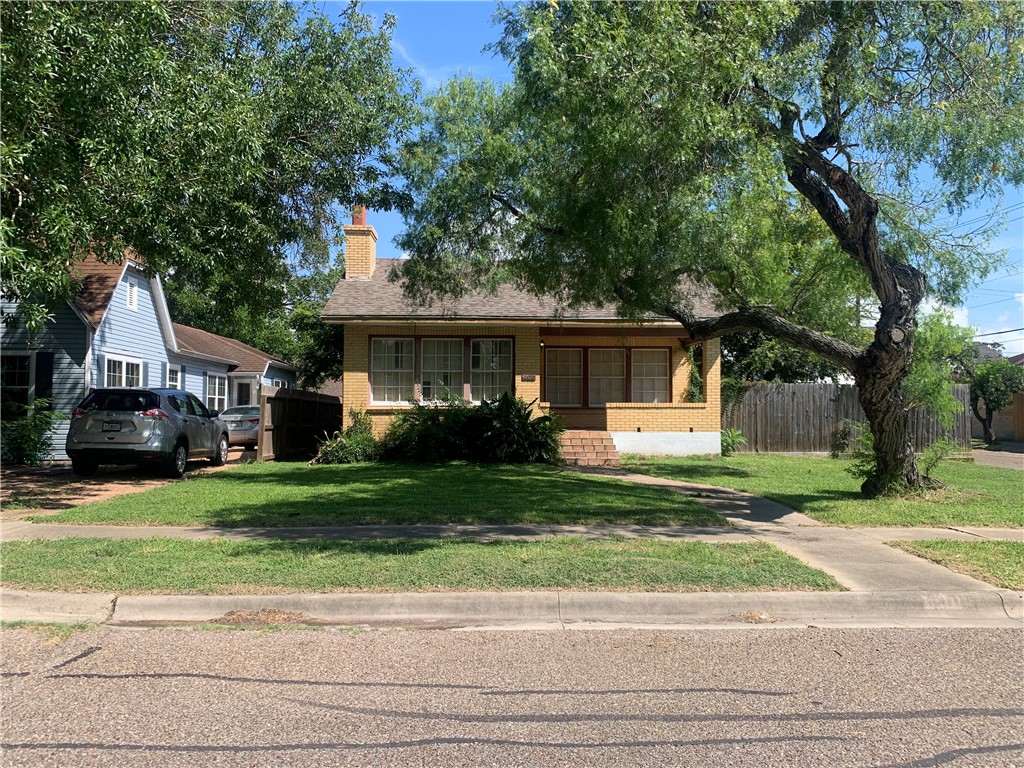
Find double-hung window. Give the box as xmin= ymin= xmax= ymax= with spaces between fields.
xmin=631 ymin=349 xmax=670 ymax=403
xmin=588 ymin=349 xmax=626 ymax=406
xmin=371 ymin=338 xmax=414 ymax=404
xmin=105 ymin=355 xmax=142 ymax=387
xmin=1 ymin=353 xmax=32 ymax=420
xmin=166 ymin=364 xmax=181 ymax=389
xmin=470 ymin=339 xmax=512 ymax=402
xmin=206 ymin=375 xmax=227 ymax=412
xmin=545 ymin=348 xmax=583 ymax=407
xmin=421 ymin=339 xmax=464 ymax=402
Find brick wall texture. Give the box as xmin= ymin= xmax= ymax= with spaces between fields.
xmin=341 ymin=323 xmax=720 ymax=436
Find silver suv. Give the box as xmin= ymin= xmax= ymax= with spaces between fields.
xmin=66 ymin=388 xmax=229 ymax=477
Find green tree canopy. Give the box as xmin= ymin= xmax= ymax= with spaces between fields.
xmin=396 ymin=1 xmax=1023 ymax=496
xmin=2 ymin=0 xmax=415 ymax=369
xmin=964 ymin=357 xmax=1024 ymax=445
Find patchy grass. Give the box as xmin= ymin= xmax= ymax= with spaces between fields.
xmin=31 ymin=462 xmax=723 ymax=528
xmin=890 ymin=540 xmax=1024 ymax=590
xmin=622 ymin=454 xmax=1024 ymax=527
xmin=0 ymin=621 xmax=95 ymax=643
xmin=0 ymin=537 xmax=842 ymax=594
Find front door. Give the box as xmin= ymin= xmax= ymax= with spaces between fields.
xmin=236 ymin=381 xmax=251 ymax=406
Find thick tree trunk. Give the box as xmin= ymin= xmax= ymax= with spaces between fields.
xmin=970 ymin=400 xmax=996 ymax=445
xmin=855 ymin=359 xmax=920 ymax=497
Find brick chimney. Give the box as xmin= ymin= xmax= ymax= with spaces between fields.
xmin=343 ymin=205 xmax=377 ymax=279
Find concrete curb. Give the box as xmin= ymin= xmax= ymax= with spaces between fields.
xmin=5 ymin=588 xmax=1020 ymax=628
xmin=0 ymin=589 xmax=116 ymax=624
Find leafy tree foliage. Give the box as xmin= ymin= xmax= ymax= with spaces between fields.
xmin=396 ymin=1 xmax=1023 ymax=496
xmin=902 ymin=311 xmax=973 ymax=428
xmin=964 ymin=358 xmax=1024 ymax=445
xmin=2 ymin=0 xmax=414 ymax=385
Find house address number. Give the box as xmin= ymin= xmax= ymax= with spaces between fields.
xmin=520 ymin=374 xmax=536 ymax=382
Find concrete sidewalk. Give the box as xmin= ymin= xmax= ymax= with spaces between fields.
xmin=2 ymin=469 xmax=1021 ymax=629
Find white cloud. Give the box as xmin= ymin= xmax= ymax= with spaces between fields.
xmin=393 ymin=40 xmax=461 ymax=91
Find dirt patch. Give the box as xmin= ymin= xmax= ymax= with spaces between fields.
xmin=208 ymin=609 xmax=328 ymax=628
xmin=725 ymin=610 xmax=784 ymax=624
xmin=1 ymin=453 xmax=247 ymax=519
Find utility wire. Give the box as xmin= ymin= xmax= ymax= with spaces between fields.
xmin=973 ymin=327 xmax=1024 ymax=337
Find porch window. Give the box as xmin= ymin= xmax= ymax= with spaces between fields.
xmin=207 ymin=374 xmax=227 ymax=412
xmin=371 ymin=338 xmax=414 ymax=404
xmin=545 ymin=348 xmax=583 ymax=407
xmin=470 ymin=339 xmax=512 ymax=402
xmin=422 ymin=338 xmax=464 ymax=401
xmin=588 ymin=349 xmax=625 ymax=406
xmin=105 ymin=355 xmax=142 ymax=387
xmin=631 ymin=349 xmax=670 ymax=403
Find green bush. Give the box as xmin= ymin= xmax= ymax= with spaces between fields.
xmin=920 ymin=437 xmax=957 ymax=478
xmin=380 ymin=393 xmax=563 ymax=464
xmin=310 ymin=409 xmax=380 ymax=464
xmin=0 ymin=398 xmax=67 ymax=465
xmin=720 ymin=427 xmax=747 ymax=457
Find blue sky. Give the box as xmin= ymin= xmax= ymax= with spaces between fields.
xmin=348 ymin=1 xmax=1024 ymax=357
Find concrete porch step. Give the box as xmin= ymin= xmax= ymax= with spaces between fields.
xmin=560 ymin=430 xmax=620 ymax=468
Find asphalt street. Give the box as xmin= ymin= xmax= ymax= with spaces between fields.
xmin=2 ymin=626 xmax=1021 ymax=767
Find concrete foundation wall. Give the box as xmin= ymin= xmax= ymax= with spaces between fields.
xmin=610 ymin=431 xmax=721 ymax=456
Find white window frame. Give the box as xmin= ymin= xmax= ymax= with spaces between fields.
xmin=166 ymin=364 xmax=181 ymax=389
xmin=422 ymin=338 xmax=465 ymax=402
xmin=631 ymin=349 xmax=670 ymax=403
xmin=545 ymin=348 xmax=583 ymax=407
xmin=588 ymin=348 xmax=626 ymax=406
xmin=126 ymin=279 xmax=138 ymax=311
xmin=470 ymin=338 xmax=513 ymax=403
xmin=370 ymin=338 xmax=415 ymax=405
xmin=104 ymin=354 xmax=143 ymax=387
xmin=206 ymin=374 xmax=228 ymax=412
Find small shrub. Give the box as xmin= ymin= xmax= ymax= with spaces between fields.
xmin=720 ymin=427 xmax=747 ymax=457
xmin=844 ymin=422 xmax=875 ymax=481
xmin=0 ymin=399 xmax=67 ymax=465
xmin=310 ymin=409 xmax=380 ymax=464
xmin=920 ymin=438 xmax=956 ymax=477
xmin=473 ymin=393 xmax=563 ymax=464
xmin=829 ymin=420 xmax=854 ymax=459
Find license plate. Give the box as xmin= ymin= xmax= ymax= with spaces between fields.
xmin=102 ymin=422 xmax=122 ymax=432
xmin=230 ymin=422 xmax=243 ymax=430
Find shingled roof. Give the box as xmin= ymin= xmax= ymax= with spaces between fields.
xmin=172 ymin=323 xmax=296 ymax=375
xmin=322 ymin=259 xmax=720 ymax=324
xmin=70 ymin=253 xmax=133 ymax=330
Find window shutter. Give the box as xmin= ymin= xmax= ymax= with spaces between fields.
xmin=34 ymin=352 xmax=54 ymax=409
xmin=160 ymin=361 xmax=168 ymax=387
xmin=98 ymin=354 xmax=107 ymax=386
xmin=141 ymin=362 xmax=149 ymax=387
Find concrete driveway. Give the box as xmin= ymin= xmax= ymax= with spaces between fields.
xmin=972 ymin=441 xmax=1024 ymax=470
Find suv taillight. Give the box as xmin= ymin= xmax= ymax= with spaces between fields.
xmin=141 ymin=408 xmax=170 ymax=421
xmin=73 ymin=407 xmax=86 ymax=418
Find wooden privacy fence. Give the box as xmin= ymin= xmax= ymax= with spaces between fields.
xmin=256 ymin=387 xmax=342 ymax=462
xmin=726 ymin=383 xmax=971 ymax=454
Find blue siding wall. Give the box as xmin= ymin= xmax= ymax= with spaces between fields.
xmin=0 ymin=300 xmax=87 ymax=461
xmin=166 ymin=353 xmax=232 ymax=402
xmin=263 ymin=364 xmax=297 ymax=388
xmin=89 ymin=266 xmax=170 ymax=389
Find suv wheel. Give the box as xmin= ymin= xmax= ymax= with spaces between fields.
xmin=71 ymin=457 xmax=99 ymax=476
xmin=211 ymin=434 xmax=229 ymax=466
xmin=165 ymin=440 xmax=188 ymax=478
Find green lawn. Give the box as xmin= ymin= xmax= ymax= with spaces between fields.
xmin=0 ymin=537 xmax=842 ymax=594
xmin=33 ymin=462 xmax=723 ymax=528
xmin=622 ymin=454 xmax=1024 ymax=527
xmin=890 ymin=540 xmax=1024 ymax=590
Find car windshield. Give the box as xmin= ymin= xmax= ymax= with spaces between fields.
xmin=80 ymin=391 xmax=160 ymax=412
xmin=222 ymin=406 xmax=260 ymax=416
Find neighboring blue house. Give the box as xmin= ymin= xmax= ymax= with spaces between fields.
xmin=0 ymin=253 xmax=296 ymax=461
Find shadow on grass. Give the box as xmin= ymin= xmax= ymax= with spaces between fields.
xmin=136 ymin=462 xmax=728 ymax=529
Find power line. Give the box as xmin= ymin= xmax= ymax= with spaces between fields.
xmin=965 ymin=296 xmax=1022 ymax=309
xmin=974 ymin=327 xmax=1024 ymax=337
xmin=977 ymin=269 xmax=1024 ymax=284
xmin=946 ymin=203 xmax=1024 ymax=231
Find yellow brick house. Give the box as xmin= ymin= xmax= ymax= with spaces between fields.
xmin=322 ymin=212 xmax=724 ymax=459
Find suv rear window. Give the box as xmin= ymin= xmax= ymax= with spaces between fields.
xmin=80 ymin=390 xmax=161 ymax=412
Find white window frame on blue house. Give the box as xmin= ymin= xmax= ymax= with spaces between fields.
xmin=104 ymin=354 xmax=143 ymax=387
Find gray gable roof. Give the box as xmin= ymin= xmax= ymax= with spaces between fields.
xmin=322 ymin=259 xmax=720 ymax=324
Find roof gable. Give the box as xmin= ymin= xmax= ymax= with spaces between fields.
xmin=70 ymin=254 xmax=129 ymax=330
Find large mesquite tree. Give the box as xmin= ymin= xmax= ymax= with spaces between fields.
xmin=396 ymin=1 xmax=1023 ymax=496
